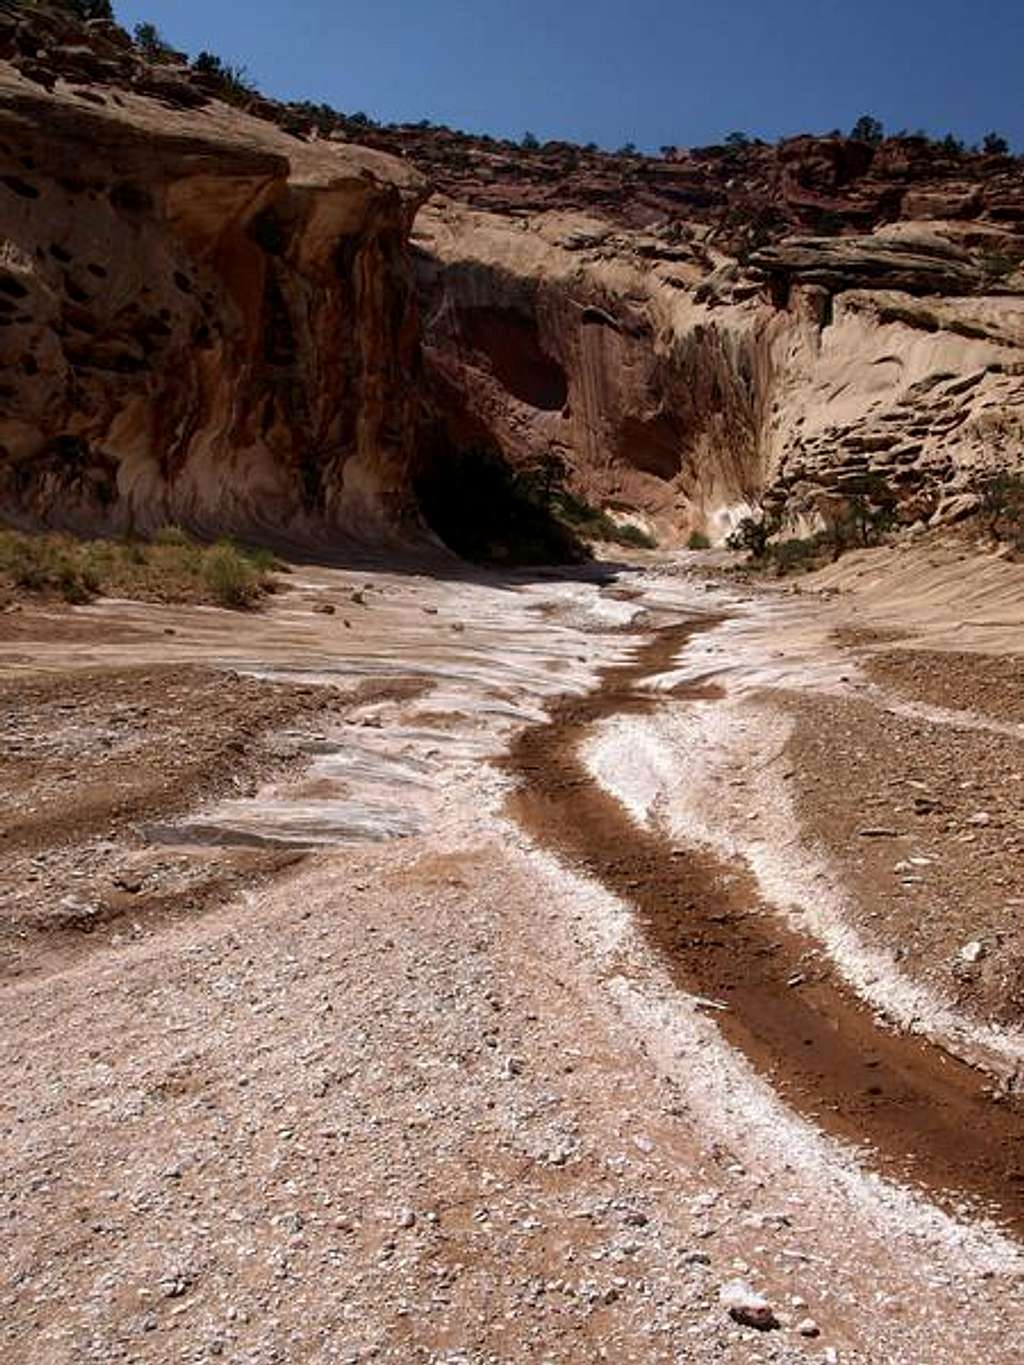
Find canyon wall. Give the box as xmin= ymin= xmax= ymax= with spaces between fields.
xmin=415 ymin=202 xmax=778 ymax=541
xmin=3 ymin=4 xmax=1024 ymax=550
xmin=415 ymin=207 xmax=1024 ymax=544
xmin=0 ymin=7 xmax=427 ymax=544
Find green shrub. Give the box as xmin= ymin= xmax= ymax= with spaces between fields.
xmin=611 ymin=521 xmax=657 ymax=549
xmin=55 ymin=558 xmax=98 ymax=604
xmin=133 ymin=21 xmax=175 ymax=61
xmin=237 ymin=542 xmax=280 ymax=574
xmin=0 ymin=532 xmax=101 ymax=601
xmin=725 ymin=514 xmax=773 ymax=558
xmin=191 ymin=51 xmax=254 ymax=104
xmin=5 ymin=537 xmax=50 ymax=590
xmin=847 ymin=487 xmax=898 ymax=547
xmin=0 ymin=527 xmax=276 ymax=608
xmin=768 ymin=536 xmax=821 ymax=573
xmin=122 ymin=540 xmax=148 ymax=565
xmin=973 ymin=470 xmax=1024 ymax=546
xmin=201 ymin=542 xmax=262 ymax=608
xmin=550 ymin=484 xmax=656 ymax=549
xmin=982 ymin=132 xmax=1010 ymax=156
xmin=686 ymin=530 xmax=711 ymax=550
xmin=850 ymin=114 xmax=884 ymax=145
xmin=153 ymin=523 xmax=194 ymax=547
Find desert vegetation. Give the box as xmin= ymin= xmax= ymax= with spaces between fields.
xmin=727 ymin=476 xmax=899 ymax=575
xmin=0 ymin=526 xmax=279 ymax=609
xmin=972 ymin=470 xmax=1024 ymax=548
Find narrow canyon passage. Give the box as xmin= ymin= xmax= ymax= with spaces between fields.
xmin=504 ymin=619 xmax=1024 ymax=1237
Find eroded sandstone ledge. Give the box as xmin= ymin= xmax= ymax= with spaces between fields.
xmin=3 ymin=4 xmax=1024 ymax=550
xmin=0 ymin=44 xmax=427 ymax=543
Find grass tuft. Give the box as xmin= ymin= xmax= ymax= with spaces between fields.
xmin=201 ymin=541 xmax=264 ymax=608
xmin=0 ymin=526 xmax=277 ymax=610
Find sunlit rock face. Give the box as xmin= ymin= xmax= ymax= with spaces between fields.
xmin=413 ymin=201 xmax=775 ymax=542
xmin=0 ymin=11 xmax=427 ymax=544
xmin=2 ymin=3 xmax=1024 ymax=549
xmin=414 ymin=202 xmax=1024 ymax=544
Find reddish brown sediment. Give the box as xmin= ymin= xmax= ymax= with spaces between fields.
xmin=505 ymin=620 xmax=1024 ymax=1236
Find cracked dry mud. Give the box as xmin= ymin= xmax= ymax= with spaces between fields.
xmin=3 ymin=545 xmax=1024 ymax=1364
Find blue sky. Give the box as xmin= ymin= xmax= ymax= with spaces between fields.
xmin=113 ymin=1 xmax=1024 ymax=153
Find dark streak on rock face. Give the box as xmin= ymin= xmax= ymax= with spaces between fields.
xmin=0 ymin=7 xmax=428 ymax=546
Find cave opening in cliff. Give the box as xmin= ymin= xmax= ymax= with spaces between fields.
xmin=414 ymin=444 xmax=586 ymax=566
xmin=457 ymin=307 xmax=569 ymax=412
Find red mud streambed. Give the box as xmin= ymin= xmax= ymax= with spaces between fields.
xmin=503 ymin=620 xmax=1024 ymax=1237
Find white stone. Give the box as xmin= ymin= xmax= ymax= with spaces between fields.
xmin=719 ymin=1279 xmax=778 ymax=1330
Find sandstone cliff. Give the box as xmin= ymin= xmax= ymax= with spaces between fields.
xmin=414 ymin=205 xmax=1024 ymax=544
xmin=0 ymin=5 xmax=426 ymax=543
xmin=414 ymin=202 xmax=775 ymax=538
xmin=4 ymin=3 xmax=1024 ymax=551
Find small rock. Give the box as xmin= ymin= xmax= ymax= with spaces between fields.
xmin=719 ymin=1279 xmax=779 ymax=1331
xmin=159 ymin=1275 xmax=190 ymax=1299
xmin=858 ymin=827 xmax=899 ymax=839
xmin=396 ymin=1207 xmax=416 ymax=1229
xmin=959 ymin=940 xmax=986 ymax=964
xmin=797 ymin=1317 xmax=820 ymax=1337
xmin=313 ymin=601 xmax=336 ymax=615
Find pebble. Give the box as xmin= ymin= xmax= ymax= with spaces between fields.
xmin=797 ymin=1317 xmax=821 ymax=1337
xmin=718 ymin=1279 xmax=779 ymax=1331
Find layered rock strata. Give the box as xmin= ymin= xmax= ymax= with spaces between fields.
xmin=3 ymin=4 xmax=1024 ymax=547
xmin=416 ymin=205 xmax=1024 ymax=542
xmin=0 ymin=9 xmax=426 ymax=541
